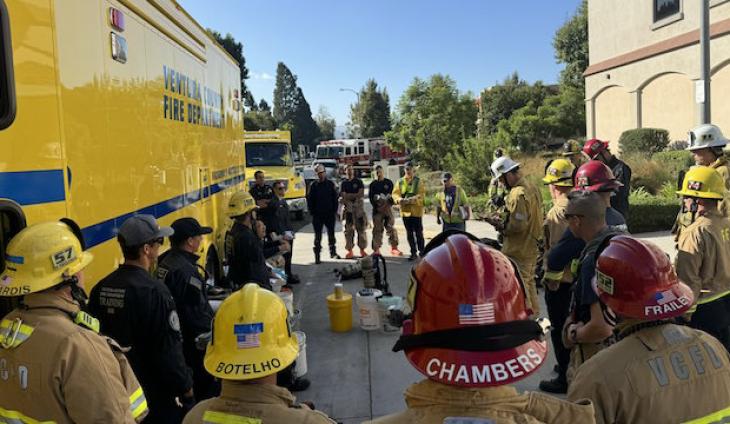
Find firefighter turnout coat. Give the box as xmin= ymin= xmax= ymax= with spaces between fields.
xmin=0 ymin=292 xmax=147 ymax=423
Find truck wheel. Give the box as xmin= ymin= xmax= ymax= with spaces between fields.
xmin=294 ymin=210 xmax=304 ymax=221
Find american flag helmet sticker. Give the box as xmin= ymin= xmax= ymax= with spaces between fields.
xmin=458 ymin=303 xmax=495 ymax=325
xmin=234 ymin=323 xmax=264 ymax=349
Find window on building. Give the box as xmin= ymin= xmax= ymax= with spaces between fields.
xmin=654 ymin=0 xmax=681 ymax=23
xmin=0 ymin=0 xmax=15 ymax=130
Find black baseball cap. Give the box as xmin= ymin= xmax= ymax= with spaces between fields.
xmin=405 ymin=161 xmax=414 ymax=169
xmin=170 ymin=217 xmax=212 ymax=243
xmin=442 ymin=172 xmax=453 ymax=181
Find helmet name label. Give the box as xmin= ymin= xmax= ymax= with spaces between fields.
xmin=0 ymin=285 xmax=30 ymax=296
xmin=215 ymin=358 xmax=281 ymax=376
xmin=425 ymin=348 xmax=543 ymax=384
xmin=644 ymin=294 xmax=691 ymax=317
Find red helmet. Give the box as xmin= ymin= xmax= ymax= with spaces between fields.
xmin=583 ymin=138 xmax=609 ymax=159
xmin=574 ymin=161 xmax=623 ymax=192
xmin=593 ymin=236 xmax=693 ymax=320
xmin=393 ymin=233 xmax=549 ymax=388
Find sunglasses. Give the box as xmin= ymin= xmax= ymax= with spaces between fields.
xmin=148 ymin=237 xmax=164 ymax=246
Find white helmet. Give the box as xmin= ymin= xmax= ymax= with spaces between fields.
xmin=687 ymin=124 xmax=728 ymax=151
xmin=490 ymin=156 xmax=520 ymax=178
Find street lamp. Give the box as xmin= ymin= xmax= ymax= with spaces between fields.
xmin=339 ymin=88 xmax=360 ymax=101
xmin=699 ymin=0 xmax=711 ymax=124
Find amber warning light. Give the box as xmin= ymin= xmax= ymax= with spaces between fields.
xmin=109 ymin=7 xmax=125 ymax=31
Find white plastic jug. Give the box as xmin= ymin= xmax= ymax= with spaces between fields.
xmin=355 ymin=288 xmax=382 ymax=330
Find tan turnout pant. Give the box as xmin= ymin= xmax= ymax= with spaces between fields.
xmin=372 ymin=209 xmax=398 ymax=250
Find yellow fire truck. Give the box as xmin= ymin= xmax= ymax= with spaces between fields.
xmin=243 ymin=131 xmax=307 ymax=219
xmin=0 ymin=0 xmax=245 ymax=290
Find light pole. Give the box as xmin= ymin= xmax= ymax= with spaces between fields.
xmin=700 ymin=0 xmax=711 ymax=124
xmin=339 ymin=88 xmax=360 ymax=102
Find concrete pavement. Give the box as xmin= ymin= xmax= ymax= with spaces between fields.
xmin=285 ymin=212 xmax=674 ymax=422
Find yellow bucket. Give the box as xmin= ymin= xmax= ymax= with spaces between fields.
xmin=326 ymin=284 xmax=353 ymax=332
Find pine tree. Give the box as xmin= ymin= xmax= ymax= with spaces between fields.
xmin=350 ymin=79 xmax=391 ymax=138
xmin=272 ymin=63 xmax=320 ymax=147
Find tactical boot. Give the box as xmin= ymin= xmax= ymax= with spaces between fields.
xmin=314 ymin=250 xmax=321 ymax=264
xmin=330 ymin=247 xmax=341 ymax=259
xmin=539 ymin=377 xmax=568 ymax=394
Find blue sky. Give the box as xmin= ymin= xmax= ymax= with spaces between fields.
xmin=179 ymin=0 xmax=583 ymax=127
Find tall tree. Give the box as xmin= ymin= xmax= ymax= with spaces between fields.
xmin=477 ymin=72 xmax=550 ymax=137
xmin=272 ymin=63 xmax=320 ymax=147
xmin=208 ymin=30 xmax=251 ymax=104
xmin=385 ymin=75 xmax=477 ymax=170
xmin=273 ymin=63 xmax=298 ymax=124
xmin=553 ymin=0 xmax=588 ymax=90
xmin=315 ymin=106 xmax=336 ymax=141
xmin=350 ymin=79 xmax=391 ymax=138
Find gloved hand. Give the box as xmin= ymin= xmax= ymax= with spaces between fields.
xmin=178 ymin=389 xmax=196 ymax=413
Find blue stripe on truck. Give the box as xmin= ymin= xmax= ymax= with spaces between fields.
xmin=0 ymin=169 xmax=245 ymax=248
xmin=0 ymin=170 xmax=66 ymax=205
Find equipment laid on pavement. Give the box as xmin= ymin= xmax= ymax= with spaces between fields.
xmin=377 ymin=295 xmax=405 ymax=332
xmin=356 ymin=288 xmax=383 ymax=331
xmin=326 ymin=283 xmax=353 ymax=332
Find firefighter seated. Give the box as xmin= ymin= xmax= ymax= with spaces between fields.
xmin=367 ymin=232 xmax=596 ymax=424
xmin=183 ymin=283 xmax=335 ymax=424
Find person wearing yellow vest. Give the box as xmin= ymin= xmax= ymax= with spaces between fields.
xmin=674 ymin=166 xmax=730 ymax=352
xmin=393 ymin=161 xmax=426 ymax=260
xmin=0 ymin=222 xmax=148 ymax=423
xmin=435 ymin=172 xmax=470 ymax=232
xmin=183 ymin=283 xmax=335 ymax=424
xmin=538 ymin=158 xmax=575 ymax=394
xmin=487 ymin=156 xmax=544 ymax=315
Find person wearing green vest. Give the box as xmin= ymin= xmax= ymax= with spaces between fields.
xmin=436 ymin=172 xmax=470 ymax=233
xmin=393 ymin=161 xmax=426 ymax=261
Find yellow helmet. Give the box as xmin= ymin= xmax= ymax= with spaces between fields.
xmin=542 ymin=158 xmax=575 ymax=187
xmin=204 ymin=283 xmax=298 ymax=380
xmin=226 ymin=191 xmax=258 ymax=218
xmin=562 ymin=139 xmax=582 ymax=156
xmin=677 ymin=166 xmax=725 ymax=200
xmin=0 ymin=222 xmax=93 ymax=297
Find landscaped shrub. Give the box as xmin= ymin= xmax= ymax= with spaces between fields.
xmin=627 ymin=195 xmax=679 ymax=233
xmin=619 ymin=128 xmax=670 ymax=156
xmin=652 ymin=150 xmax=693 ymax=184
xmin=624 ymin=154 xmax=672 ymax=195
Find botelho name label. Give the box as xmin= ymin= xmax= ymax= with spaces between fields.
xmin=215 ymin=358 xmax=282 ymax=376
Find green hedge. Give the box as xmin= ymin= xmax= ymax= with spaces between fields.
xmin=619 ymin=128 xmax=670 ymax=155
xmin=429 ymin=190 xmax=679 ymax=234
xmin=652 ymin=150 xmax=693 ymax=186
xmin=627 ymin=196 xmax=679 ymax=233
